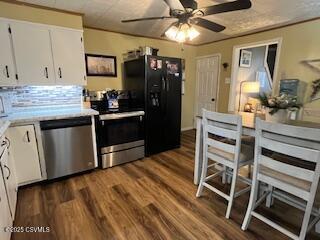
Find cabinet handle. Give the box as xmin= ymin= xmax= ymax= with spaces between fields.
xmin=4 ymin=165 xmax=10 ymax=180
xmin=26 ymin=131 xmax=30 ymax=143
xmin=161 ymin=77 xmax=166 ymax=91
xmin=5 ymin=66 xmax=9 ymax=78
xmin=5 ymin=137 xmax=10 ymax=149
xmin=1 ymin=141 xmax=6 ymax=147
xmin=58 ymin=67 xmax=62 ymax=78
xmin=44 ymin=67 xmax=48 ymax=79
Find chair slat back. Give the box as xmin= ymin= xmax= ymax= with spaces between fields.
xmin=255 ymin=118 xmax=320 ymax=197
xmin=202 ymin=109 xmax=242 ymax=162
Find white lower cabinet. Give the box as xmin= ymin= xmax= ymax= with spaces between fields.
xmin=0 ymin=174 xmax=12 ymax=240
xmin=2 ymin=146 xmax=18 ymax=218
xmin=0 ymin=135 xmax=15 ymax=240
xmin=8 ymin=125 xmax=42 ymax=185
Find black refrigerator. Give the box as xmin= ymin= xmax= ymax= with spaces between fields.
xmin=124 ymin=55 xmax=182 ymax=156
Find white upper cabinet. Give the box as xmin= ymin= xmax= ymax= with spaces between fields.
xmin=0 ymin=18 xmax=87 ymax=86
xmin=0 ymin=20 xmax=16 ymax=86
xmin=51 ymin=28 xmax=87 ymax=85
xmin=10 ymin=21 xmax=56 ymax=85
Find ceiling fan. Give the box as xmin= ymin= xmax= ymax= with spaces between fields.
xmin=121 ymin=0 xmax=252 ymax=42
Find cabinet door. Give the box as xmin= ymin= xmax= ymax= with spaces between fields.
xmin=0 ymin=169 xmax=12 ymax=240
xmin=8 ymin=125 xmax=42 ymax=185
xmin=0 ymin=20 xmax=16 ymax=86
xmin=51 ymin=29 xmax=87 ymax=85
xmin=10 ymin=22 xmax=55 ymax=85
xmin=2 ymin=144 xmax=18 ymax=219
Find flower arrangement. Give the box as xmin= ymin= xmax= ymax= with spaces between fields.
xmin=311 ymin=79 xmax=320 ymax=100
xmin=258 ymin=93 xmax=302 ymax=115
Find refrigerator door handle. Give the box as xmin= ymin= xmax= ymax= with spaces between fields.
xmin=166 ymin=78 xmax=170 ymax=92
xmin=161 ymin=76 xmax=166 ymax=91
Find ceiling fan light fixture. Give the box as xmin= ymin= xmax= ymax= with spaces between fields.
xmin=176 ymin=29 xmax=186 ymax=42
xmin=165 ymin=23 xmax=199 ymax=43
xmin=165 ymin=25 xmax=179 ymax=40
xmin=187 ymin=26 xmax=200 ymax=40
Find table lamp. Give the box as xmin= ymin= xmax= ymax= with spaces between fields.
xmin=238 ymin=81 xmax=260 ymax=112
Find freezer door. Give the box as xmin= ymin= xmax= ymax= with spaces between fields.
xmin=164 ymin=58 xmax=182 ymax=149
xmin=145 ymin=56 xmax=167 ymax=155
xmin=123 ymin=57 xmax=145 ymax=109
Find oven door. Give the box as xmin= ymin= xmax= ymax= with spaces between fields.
xmin=97 ymin=111 xmax=145 ymax=152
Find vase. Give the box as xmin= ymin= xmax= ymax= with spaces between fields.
xmin=265 ymin=108 xmax=288 ymax=123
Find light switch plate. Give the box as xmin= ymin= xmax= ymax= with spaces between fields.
xmin=225 ymin=77 xmax=231 ymax=84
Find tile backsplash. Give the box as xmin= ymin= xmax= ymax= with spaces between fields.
xmin=0 ymin=86 xmax=83 ymax=111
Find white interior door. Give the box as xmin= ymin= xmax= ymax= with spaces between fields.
xmin=195 ymin=55 xmax=220 ymax=120
xmin=0 ymin=20 xmax=16 ymax=86
xmin=50 ymin=28 xmax=86 ymax=85
xmin=10 ymin=22 xmax=55 ymax=85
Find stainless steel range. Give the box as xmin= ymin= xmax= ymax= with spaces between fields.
xmin=91 ymin=91 xmax=145 ymax=168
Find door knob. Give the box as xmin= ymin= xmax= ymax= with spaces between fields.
xmin=211 ymin=98 xmax=215 ymax=102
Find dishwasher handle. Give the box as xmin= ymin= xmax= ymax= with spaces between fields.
xmin=40 ymin=117 xmax=92 ymax=130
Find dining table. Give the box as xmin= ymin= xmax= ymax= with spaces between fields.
xmin=194 ymin=111 xmax=320 ymax=233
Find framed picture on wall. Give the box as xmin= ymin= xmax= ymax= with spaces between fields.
xmin=239 ymin=50 xmax=252 ymax=68
xmin=85 ymin=54 xmax=117 ymax=77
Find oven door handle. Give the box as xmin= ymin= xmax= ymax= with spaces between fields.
xmin=99 ymin=111 xmax=145 ymax=121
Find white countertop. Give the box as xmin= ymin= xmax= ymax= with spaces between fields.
xmin=0 ymin=107 xmax=99 ymax=136
xmin=0 ymin=120 xmax=11 ymax=138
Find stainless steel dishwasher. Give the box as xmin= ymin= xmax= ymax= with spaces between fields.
xmin=40 ymin=116 xmax=95 ymax=180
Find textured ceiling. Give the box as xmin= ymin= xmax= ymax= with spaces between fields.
xmin=19 ymin=0 xmax=320 ymax=45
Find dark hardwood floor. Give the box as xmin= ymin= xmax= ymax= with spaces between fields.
xmin=12 ymin=130 xmax=320 ymax=240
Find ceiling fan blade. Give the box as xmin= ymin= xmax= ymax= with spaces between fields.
xmin=163 ymin=0 xmax=185 ymax=11
xmin=179 ymin=0 xmax=197 ymax=10
xmin=122 ymin=16 xmax=173 ymax=23
xmin=191 ymin=18 xmax=225 ymax=32
xmin=161 ymin=21 xmax=179 ymax=37
xmin=198 ymin=0 xmax=252 ymax=16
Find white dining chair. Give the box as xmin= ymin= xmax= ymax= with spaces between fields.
xmin=196 ymin=110 xmax=254 ymax=219
xmin=242 ymin=118 xmax=320 ymax=240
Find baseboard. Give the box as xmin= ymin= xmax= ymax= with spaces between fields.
xmin=181 ymin=126 xmax=194 ymax=131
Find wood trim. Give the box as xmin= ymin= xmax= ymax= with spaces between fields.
xmin=181 ymin=126 xmax=194 ymax=131
xmin=84 ymin=25 xmax=196 ymax=46
xmin=197 ymin=16 xmax=320 ymax=46
xmin=0 ymin=0 xmax=84 ymax=16
xmin=0 ymin=17 xmax=83 ymax=32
